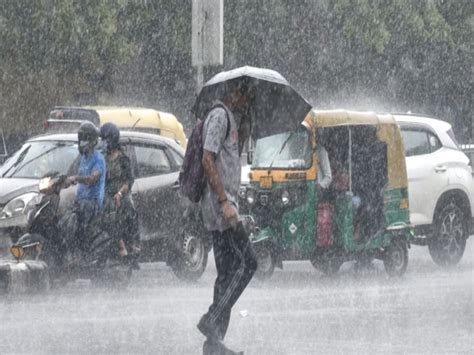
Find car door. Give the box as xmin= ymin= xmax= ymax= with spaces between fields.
xmin=131 ymin=141 xmax=180 ymax=241
xmin=400 ymin=126 xmax=448 ymax=225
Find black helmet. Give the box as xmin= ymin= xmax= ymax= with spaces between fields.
xmin=78 ymin=121 xmax=99 ymax=155
xmin=100 ymin=122 xmax=120 ymax=151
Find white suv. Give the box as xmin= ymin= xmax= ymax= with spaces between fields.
xmin=395 ymin=114 xmax=473 ymax=266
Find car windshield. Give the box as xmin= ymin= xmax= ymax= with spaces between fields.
xmin=0 ymin=141 xmax=78 ymax=179
xmin=252 ymin=128 xmax=312 ymax=169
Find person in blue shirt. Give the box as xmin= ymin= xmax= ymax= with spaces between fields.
xmin=63 ymin=121 xmax=106 ymax=254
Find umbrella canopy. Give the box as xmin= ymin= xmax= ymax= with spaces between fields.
xmin=192 ymin=66 xmax=312 ymax=139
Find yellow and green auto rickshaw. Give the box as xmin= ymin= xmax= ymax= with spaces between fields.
xmin=242 ymin=109 xmax=413 ymax=279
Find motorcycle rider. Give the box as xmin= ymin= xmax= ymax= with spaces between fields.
xmin=63 ymin=121 xmax=106 ymax=256
xmin=99 ymin=123 xmax=139 ymax=257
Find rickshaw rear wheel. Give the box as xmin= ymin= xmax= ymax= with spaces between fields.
xmin=254 ymin=244 xmax=275 ymax=280
xmin=428 ymin=202 xmax=467 ymax=267
xmin=383 ymin=238 xmax=408 ymax=277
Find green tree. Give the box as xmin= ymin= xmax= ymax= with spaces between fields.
xmin=0 ymin=0 xmax=136 ymax=136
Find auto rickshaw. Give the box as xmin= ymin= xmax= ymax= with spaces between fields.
xmin=243 ymin=109 xmax=413 ymax=279
xmin=47 ymin=106 xmax=188 ymax=148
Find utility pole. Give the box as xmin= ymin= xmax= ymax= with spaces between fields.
xmin=192 ymin=0 xmax=223 ymax=95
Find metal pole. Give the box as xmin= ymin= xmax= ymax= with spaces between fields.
xmin=0 ymin=128 xmax=7 ymax=158
xmin=349 ymin=127 xmax=352 ymax=193
xmin=196 ymin=65 xmax=203 ymax=95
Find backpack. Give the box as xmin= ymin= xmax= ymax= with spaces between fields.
xmin=179 ymin=104 xmax=230 ymax=203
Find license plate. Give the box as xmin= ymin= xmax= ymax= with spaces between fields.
xmin=260 ymin=176 xmax=273 ymax=189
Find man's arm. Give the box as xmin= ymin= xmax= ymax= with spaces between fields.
xmin=68 ymin=170 xmax=100 ymax=186
xmin=67 ymin=154 xmax=104 ymax=187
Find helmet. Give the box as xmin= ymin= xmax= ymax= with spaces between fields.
xmin=100 ymin=122 xmax=120 ymax=152
xmin=78 ymin=121 xmax=100 ymax=155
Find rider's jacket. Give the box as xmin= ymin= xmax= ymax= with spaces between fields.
xmin=76 ymin=150 xmax=106 ymax=209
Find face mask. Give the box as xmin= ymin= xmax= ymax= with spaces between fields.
xmin=79 ymin=140 xmax=97 ymax=156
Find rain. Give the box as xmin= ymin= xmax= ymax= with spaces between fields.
xmin=0 ymin=1 xmax=473 ymax=354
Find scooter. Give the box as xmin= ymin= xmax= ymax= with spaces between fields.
xmin=8 ymin=173 xmax=136 ymax=290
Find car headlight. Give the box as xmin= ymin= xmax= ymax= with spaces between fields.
xmin=0 ymin=192 xmax=39 ymax=219
xmin=246 ymin=189 xmax=255 ymax=205
xmin=281 ymin=190 xmax=290 ymax=205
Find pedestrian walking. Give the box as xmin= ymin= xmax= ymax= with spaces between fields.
xmin=197 ymin=80 xmax=258 ymax=355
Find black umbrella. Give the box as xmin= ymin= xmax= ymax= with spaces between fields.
xmin=192 ymin=66 xmax=312 ymax=139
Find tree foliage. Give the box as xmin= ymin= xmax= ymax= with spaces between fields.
xmin=0 ymin=0 xmax=136 ymax=134
xmin=0 ymin=0 xmax=472 ymax=149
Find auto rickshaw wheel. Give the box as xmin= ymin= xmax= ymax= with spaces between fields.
xmin=383 ymin=238 xmax=408 ymax=277
xmin=254 ymin=244 xmax=275 ymax=280
xmin=171 ymin=232 xmax=208 ymax=282
xmin=428 ymin=202 xmax=467 ymax=267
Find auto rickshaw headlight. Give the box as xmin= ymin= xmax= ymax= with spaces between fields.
xmin=246 ymin=190 xmax=255 ymax=205
xmin=281 ymin=190 xmax=290 ymax=205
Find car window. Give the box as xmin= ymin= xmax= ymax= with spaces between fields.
xmin=134 ymin=144 xmax=171 ymax=177
xmin=168 ymin=148 xmax=184 ymax=167
xmin=400 ymin=129 xmax=431 ymax=157
xmin=428 ymin=133 xmax=442 ymax=152
xmin=0 ymin=141 xmax=78 ymax=178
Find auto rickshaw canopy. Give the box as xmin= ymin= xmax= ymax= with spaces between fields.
xmin=302 ymin=109 xmax=408 ymax=190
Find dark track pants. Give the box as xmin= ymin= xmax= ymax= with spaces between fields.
xmin=201 ymin=222 xmax=257 ymax=340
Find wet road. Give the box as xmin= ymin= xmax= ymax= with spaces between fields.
xmin=0 ymin=242 xmax=472 ymax=355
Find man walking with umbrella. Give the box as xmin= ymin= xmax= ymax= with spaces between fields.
xmin=197 ymin=79 xmax=257 ymax=355
xmin=192 ymin=66 xmax=311 ymax=354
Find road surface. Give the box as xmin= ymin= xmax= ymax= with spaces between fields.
xmin=0 ymin=242 xmax=472 ymax=354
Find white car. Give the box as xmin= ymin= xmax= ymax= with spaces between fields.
xmin=395 ymin=114 xmax=473 ymax=266
xmin=461 ymin=143 xmax=474 ymax=168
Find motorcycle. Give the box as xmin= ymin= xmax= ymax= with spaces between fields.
xmin=10 ymin=173 xmax=137 ymax=289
